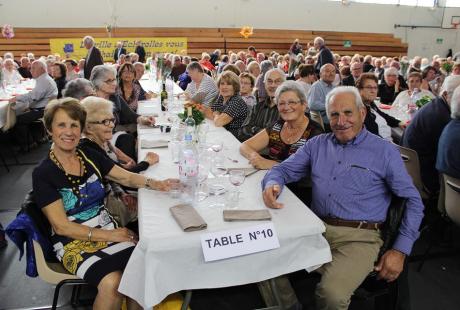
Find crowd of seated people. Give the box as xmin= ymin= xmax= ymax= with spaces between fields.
xmin=2 ymin=33 xmax=460 ymax=310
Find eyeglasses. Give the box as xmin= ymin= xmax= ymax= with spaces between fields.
xmin=362 ymin=86 xmax=378 ymax=90
xmin=277 ymin=100 xmax=302 ymax=107
xmin=266 ymin=79 xmax=283 ymax=85
xmin=89 ymin=118 xmax=116 ymax=126
xmin=104 ymin=78 xmax=117 ymax=84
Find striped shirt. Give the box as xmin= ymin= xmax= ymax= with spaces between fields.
xmin=185 ymin=74 xmax=219 ymax=107
xmin=263 ymin=128 xmax=424 ymax=255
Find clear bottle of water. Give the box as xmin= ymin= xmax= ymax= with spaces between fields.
xmin=407 ymin=88 xmax=420 ymax=121
xmin=184 ymin=106 xmax=196 ymax=142
xmin=178 ymin=134 xmax=199 ymax=204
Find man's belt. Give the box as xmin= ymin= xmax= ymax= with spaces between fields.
xmin=322 ymin=217 xmax=383 ymax=230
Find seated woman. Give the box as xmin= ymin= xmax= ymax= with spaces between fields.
xmin=79 ymin=96 xmax=159 ymax=221
xmin=203 ymin=71 xmax=248 ymax=139
xmin=117 ymin=63 xmax=150 ymax=112
xmin=239 ymin=81 xmax=323 ymax=203
xmin=33 ymin=98 xmax=176 ymax=309
xmin=377 ymin=67 xmax=404 ymax=105
xmin=392 ymin=72 xmax=435 ymax=112
xmin=90 ymin=65 xmax=155 ymax=159
xmin=239 ymin=72 xmax=256 ymax=108
xmin=51 ymin=62 xmax=67 ymax=99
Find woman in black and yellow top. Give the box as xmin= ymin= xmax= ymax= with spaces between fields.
xmin=32 ymin=98 xmax=177 ymax=309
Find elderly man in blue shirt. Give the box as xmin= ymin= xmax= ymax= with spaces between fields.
xmin=262 ymin=86 xmax=424 ymax=310
xmin=308 ymin=63 xmax=336 ymax=130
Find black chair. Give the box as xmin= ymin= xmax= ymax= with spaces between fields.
xmin=19 ymin=191 xmax=91 ymax=309
xmin=351 ymin=196 xmax=408 ymax=310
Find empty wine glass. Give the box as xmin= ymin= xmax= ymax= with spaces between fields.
xmin=197 ymin=163 xmax=210 ymax=201
xmin=229 ymin=170 xmax=245 ymax=189
xmin=209 ymin=155 xmax=227 ymax=195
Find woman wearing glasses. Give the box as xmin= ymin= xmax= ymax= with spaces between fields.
xmin=32 ymin=98 xmax=176 ymax=309
xmin=240 ymin=80 xmax=323 ymax=170
xmin=79 ymin=96 xmax=159 ymax=222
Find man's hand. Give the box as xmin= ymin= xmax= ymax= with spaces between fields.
xmin=262 ymin=184 xmax=284 ymax=209
xmin=374 ymin=249 xmax=406 ymax=282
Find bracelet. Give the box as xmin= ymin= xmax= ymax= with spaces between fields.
xmin=145 ymin=177 xmax=154 ymax=189
xmin=88 ymin=227 xmax=93 ymax=242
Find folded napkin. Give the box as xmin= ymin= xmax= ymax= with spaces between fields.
xmin=138 ymin=124 xmax=159 ymax=130
xmin=140 ymin=139 xmax=169 ymax=148
xmin=223 ymin=209 xmax=272 ymax=222
xmin=227 ymin=167 xmax=259 ymax=177
xmin=170 ymin=204 xmax=207 ymax=232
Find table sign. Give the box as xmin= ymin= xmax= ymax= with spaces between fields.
xmin=200 ymin=223 xmax=280 ymax=262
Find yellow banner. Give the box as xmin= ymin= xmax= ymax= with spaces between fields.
xmin=49 ymin=37 xmax=187 ymax=62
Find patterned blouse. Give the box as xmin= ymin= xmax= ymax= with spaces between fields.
xmin=266 ymin=118 xmax=324 ymax=161
xmin=211 ymin=94 xmax=249 ymax=138
xmin=117 ymin=81 xmax=146 ymax=112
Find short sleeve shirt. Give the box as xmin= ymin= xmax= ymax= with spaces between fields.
xmin=211 ymin=95 xmax=249 ymax=138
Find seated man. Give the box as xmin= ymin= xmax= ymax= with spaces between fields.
xmin=341 ymin=61 xmax=362 ymax=86
xmin=262 ymin=86 xmax=424 ymax=310
xmin=9 ymin=60 xmax=58 ymax=149
xmin=436 ymin=86 xmax=460 ymax=179
xmin=184 ymin=61 xmax=218 ymax=106
xmin=308 ymin=63 xmax=336 ymax=130
xmin=392 ymin=72 xmax=435 ymax=111
xmin=357 ymin=73 xmax=405 ymax=141
xmin=402 ymin=75 xmax=460 ymax=194
xmin=238 ymin=68 xmax=285 ymax=141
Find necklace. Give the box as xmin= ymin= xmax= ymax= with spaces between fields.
xmin=49 ymin=149 xmax=88 ymax=198
xmin=283 ymin=117 xmax=308 ymax=144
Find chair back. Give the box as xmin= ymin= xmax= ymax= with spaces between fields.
xmin=309 ymin=111 xmax=325 ymax=131
xmin=21 ymin=191 xmax=79 ymax=284
xmin=396 ymin=145 xmax=428 ymax=199
xmin=443 ymin=174 xmax=460 ymax=227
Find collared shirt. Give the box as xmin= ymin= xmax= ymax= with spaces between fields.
xmin=308 ymin=79 xmax=334 ymax=124
xmin=238 ymin=97 xmax=279 ymax=142
xmin=262 ymin=128 xmax=424 ymax=255
xmin=241 ymin=94 xmax=257 ymax=108
xmin=16 ymin=73 xmax=58 ymax=111
xmin=185 ymin=74 xmax=218 ymax=107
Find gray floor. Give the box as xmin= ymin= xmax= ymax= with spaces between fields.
xmin=1 ymin=143 xmax=460 ymax=310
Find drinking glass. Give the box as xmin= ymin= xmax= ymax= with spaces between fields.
xmin=197 ymin=123 xmax=209 ymax=146
xmin=169 ymin=140 xmax=182 ymax=164
xmin=197 ymin=163 xmax=210 ymax=201
xmin=209 ymin=155 xmax=227 ymax=195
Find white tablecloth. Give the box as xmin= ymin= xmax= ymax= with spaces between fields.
xmin=118 ymin=100 xmax=332 ymax=308
xmin=0 ymin=101 xmax=8 ymax=129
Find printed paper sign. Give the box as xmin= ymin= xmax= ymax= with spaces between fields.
xmin=200 ymin=223 xmax=280 ymax=262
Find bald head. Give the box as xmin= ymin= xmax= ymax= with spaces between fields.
xmin=31 ymin=60 xmax=47 ymax=78
xmin=320 ymin=63 xmax=336 ymax=84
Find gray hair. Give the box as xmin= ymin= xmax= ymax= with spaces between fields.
xmin=451 ymin=85 xmax=460 ymax=119
xmin=80 ymin=96 xmax=114 ymax=125
xmin=264 ymin=68 xmax=286 ymax=83
xmin=62 ymin=78 xmax=95 ymax=100
xmin=83 ymin=36 xmax=95 ymax=46
xmin=325 ymin=86 xmax=364 ymax=117
xmin=32 ymin=60 xmax=47 ymax=73
xmin=274 ymin=81 xmax=307 ymax=105
xmin=442 ymin=76 xmax=460 ymax=105
xmin=133 ymin=62 xmax=144 ymax=69
xmin=186 ymin=61 xmax=203 ymax=73
xmin=247 ymin=61 xmax=260 ymax=73
xmin=314 ymin=36 xmax=325 ymax=46
xmin=90 ymin=65 xmax=116 ymax=90
xmin=260 ymin=60 xmax=274 ymax=75
xmin=384 ymin=67 xmax=399 ymax=77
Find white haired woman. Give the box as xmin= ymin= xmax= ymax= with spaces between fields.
xmin=377 ymin=67 xmax=403 ymax=104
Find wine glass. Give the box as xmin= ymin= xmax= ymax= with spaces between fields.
xmin=229 ymin=170 xmax=245 ymax=189
xmin=197 ymin=163 xmax=210 ymax=201
xmin=209 ymin=155 xmax=227 ymax=195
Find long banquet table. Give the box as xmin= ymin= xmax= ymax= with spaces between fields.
xmin=118 ymin=88 xmax=332 ymax=308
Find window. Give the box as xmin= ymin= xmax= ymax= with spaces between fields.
xmin=329 ymin=0 xmax=435 ymax=6
xmin=446 ymin=0 xmax=460 ymax=7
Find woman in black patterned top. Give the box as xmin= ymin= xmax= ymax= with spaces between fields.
xmin=205 ymin=71 xmax=249 ymax=139
xmin=240 ymin=80 xmax=323 ymax=169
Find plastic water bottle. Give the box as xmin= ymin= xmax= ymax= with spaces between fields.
xmin=184 ymin=106 xmax=196 ymax=142
xmin=407 ymin=88 xmax=419 ymax=121
xmin=178 ymin=134 xmax=199 ymax=204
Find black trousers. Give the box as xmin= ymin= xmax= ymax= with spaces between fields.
xmin=14 ymin=109 xmax=44 ymax=148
